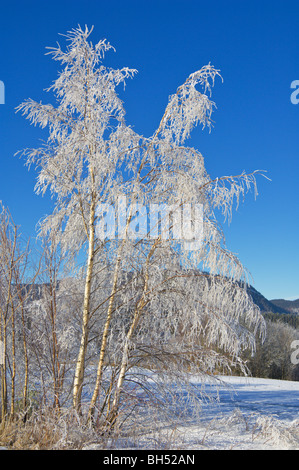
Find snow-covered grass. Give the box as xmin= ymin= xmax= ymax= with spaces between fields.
xmin=141 ymin=376 xmax=299 ymax=450
xmin=91 ymin=375 xmax=299 ymax=451
xmin=1 ymin=375 xmax=298 ymax=450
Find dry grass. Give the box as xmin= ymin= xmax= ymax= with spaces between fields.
xmin=0 ymin=402 xmax=189 ymax=450
xmin=0 ymin=407 xmax=107 ymax=450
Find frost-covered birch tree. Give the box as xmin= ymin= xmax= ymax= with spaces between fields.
xmin=17 ymin=26 xmax=142 ymax=412
xmin=17 ymin=26 xmax=266 ymax=423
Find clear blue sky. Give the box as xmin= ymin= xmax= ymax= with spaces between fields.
xmin=0 ymin=0 xmax=298 ymax=300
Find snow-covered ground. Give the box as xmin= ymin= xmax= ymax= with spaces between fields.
xmin=167 ymin=376 xmax=299 ymax=450
xmin=83 ymin=375 xmax=299 ymax=450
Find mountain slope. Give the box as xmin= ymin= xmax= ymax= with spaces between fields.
xmin=270 ymin=298 xmax=299 ymax=313
xmin=247 ymin=286 xmax=292 ymax=314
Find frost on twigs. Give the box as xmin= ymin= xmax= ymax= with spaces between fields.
xmin=160 ymin=64 xmax=222 ymax=144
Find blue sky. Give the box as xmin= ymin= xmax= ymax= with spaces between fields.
xmin=0 ymin=0 xmax=298 ymax=300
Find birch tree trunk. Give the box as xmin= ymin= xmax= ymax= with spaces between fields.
xmin=0 ymin=333 xmax=7 ymax=422
xmin=0 ymin=220 xmax=17 ymax=422
xmin=50 ymin=280 xmax=61 ymax=410
xmin=106 ymin=240 xmax=158 ymax=427
xmin=10 ymin=300 xmax=16 ymax=418
xmin=87 ymin=197 xmax=140 ymax=423
xmin=20 ymin=302 xmax=29 ymax=416
xmin=73 ymin=179 xmax=96 ymax=413
xmin=87 ymin=241 xmax=125 ymax=423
